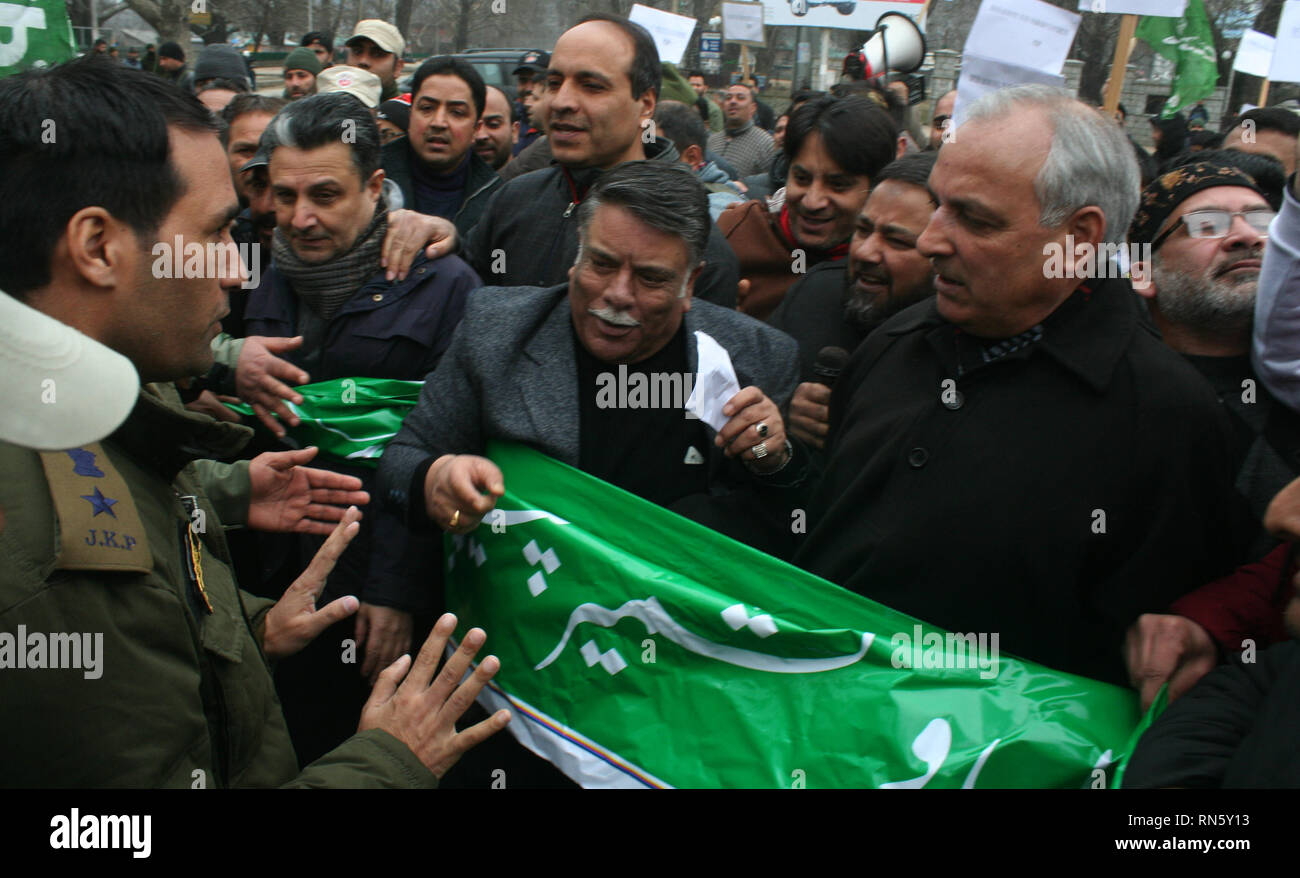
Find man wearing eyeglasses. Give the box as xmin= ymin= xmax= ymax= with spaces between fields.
xmin=1122 ymin=162 xmax=1300 ymax=713
xmin=1129 ymin=161 xmax=1296 ymax=548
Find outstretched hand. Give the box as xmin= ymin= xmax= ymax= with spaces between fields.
xmin=235 ymin=335 xmax=309 ymax=438
xmin=248 ymin=446 xmax=371 ymax=535
xmin=359 ymin=613 xmax=511 ymax=779
xmin=262 ymin=506 xmax=364 ymax=662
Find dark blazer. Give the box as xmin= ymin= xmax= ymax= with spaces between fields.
xmin=377 ymin=283 xmax=805 ymax=549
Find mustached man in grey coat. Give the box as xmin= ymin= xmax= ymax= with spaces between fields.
xmin=378 ymin=162 xmax=807 ymax=554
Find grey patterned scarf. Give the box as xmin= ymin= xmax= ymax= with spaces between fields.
xmin=272 ymin=202 xmax=388 ymax=320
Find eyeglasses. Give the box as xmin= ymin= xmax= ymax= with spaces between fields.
xmin=1152 ymin=208 xmax=1275 ymax=251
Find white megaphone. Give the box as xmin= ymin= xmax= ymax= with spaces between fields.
xmin=861 ymin=12 xmax=926 ymax=78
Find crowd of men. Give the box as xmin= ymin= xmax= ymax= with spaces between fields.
xmin=4 ymin=12 xmax=1300 ymax=789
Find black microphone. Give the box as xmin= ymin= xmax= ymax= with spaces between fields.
xmin=811 ymin=346 xmax=850 ymax=388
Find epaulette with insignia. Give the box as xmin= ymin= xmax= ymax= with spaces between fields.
xmin=38 ymin=442 xmax=152 ymax=573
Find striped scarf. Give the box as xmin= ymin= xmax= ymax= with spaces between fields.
xmin=981 ymin=324 xmax=1044 ymax=364
xmin=955 ymin=324 xmax=1045 ymax=378
xmin=272 ymin=202 xmax=389 ymax=320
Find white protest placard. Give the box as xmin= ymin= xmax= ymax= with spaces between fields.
xmin=951 ymin=55 xmax=1066 ymax=130
xmin=759 ymin=0 xmax=928 ymax=30
xmin=1269 ymin=0 xmax=1300 ymax=83
xmin=1234 ymin=30 xmax=1275 ymax=77
xmin=629 ymin=3 xmax=697 ymax=66
xmin=722 ymin=0 xmax=765 ymax=45
xmin=1074 ymin=0 xmax=1184 ymax=17
xmin=966 ymin=0 xmax=1080 ymax=76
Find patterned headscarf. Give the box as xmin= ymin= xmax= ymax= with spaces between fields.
xmin=1129 ymin=161 xmax=1266 ymax=248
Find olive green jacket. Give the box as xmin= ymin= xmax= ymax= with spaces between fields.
xmin=704 ymin=95 xmax=724 ymax=134
xmin=0 ymin=384 xmax=435 ymax=788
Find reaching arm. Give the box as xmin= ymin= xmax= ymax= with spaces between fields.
xmin=376 ymin=314 xmax=485 ymax=529
xmin=1252 ymin=176 xmax=1300 ymax=411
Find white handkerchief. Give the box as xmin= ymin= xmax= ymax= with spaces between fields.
xmin=685 ymin=330 xmax=741 ymax=432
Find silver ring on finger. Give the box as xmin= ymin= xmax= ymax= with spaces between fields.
xmin=756 ymin=422 xmax=769 ymax=438
xmin=751 ymin=441 xmax=768 ymax=459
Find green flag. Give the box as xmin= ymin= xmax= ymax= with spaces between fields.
xmin=0 ymin=0 xmax=76 ymax=78
xmin=446 ymin=441 xmax=1148 ymax=789
xmin=225 ymin=377 xmax=422 ymax=468
xmin=1136 ymin=0 xmax=1218 ymax=118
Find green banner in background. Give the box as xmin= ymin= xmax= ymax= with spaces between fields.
xmin=1137 ymin=0 xmax=1218 ymax=118
xmin=0 ymin=0 xmax=75 ymax=78
xmin=446 ymin=441 xmax=1147 ymax=789
xmin=225 ymin=377 xmax=422 ymax=468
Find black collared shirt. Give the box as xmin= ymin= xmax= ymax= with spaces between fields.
xmin=574 ymin=323 xmax=711 ymax=508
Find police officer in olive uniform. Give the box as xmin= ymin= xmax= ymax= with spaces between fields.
xmin=0 ymin=56 xmax=509 ymax=788
xmin=0 ymin=384 xmax=426 ymax=787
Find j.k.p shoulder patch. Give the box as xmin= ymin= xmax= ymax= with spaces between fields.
xmin=38 ymin=443 xmax=152 ymax=573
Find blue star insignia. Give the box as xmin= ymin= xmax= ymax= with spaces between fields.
xmin=81 ymin=486 xmax=118 ymax=518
